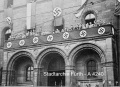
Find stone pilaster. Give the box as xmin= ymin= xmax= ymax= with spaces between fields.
xmin=102 ymin=62 xmax=114 ymax=87
xmin=65 ymin=65 xmax=75 ymax=87
xmin=1 ymin=69 xmax=7 ymax=86
xmin=33 ymin=68 xmax=39 ymax=86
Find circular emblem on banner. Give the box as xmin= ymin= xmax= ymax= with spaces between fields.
xmin=6 ymin=17 xmax=12 ymax=24
xmin=33 ymin=37 xmax=39 ymax=43
xmin=80 ymin=30 xmax=87 ymax=37
xmin=98 ymin=27 xmax=105 ymax=35
xmin=53 ymin=7 xmax=62 ymax=17
xmin=19 ymin=40 xmax=25 ymax=46
xmin=63 ymin=32 xmax=69 ymax=39
xmin=47 ymin=35 xmax=53 ymax=41
xmin=7 ymin=42 xmax=12 ymax=48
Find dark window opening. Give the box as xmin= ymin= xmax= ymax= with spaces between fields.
xmin=7 ymin=0 xmax=13 ymax=8
xmin=26 ymin=66 xmax=33 ymax=81
xmin=54 ymin=25 xmax=64 ymax=32
xmin=54 ymin=17 xmax=64 ymax=33
xmin=5 ymin=28 xmax=11 ymax=41
xmin=85 ymin=13 xmax=95 ymax=25
xmin=87 ymin=60 xmax=97 ymax=78
xmin=26 ymin=28 xmax=36 ymax=36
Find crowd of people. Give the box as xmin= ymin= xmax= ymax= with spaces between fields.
xmin=8 ymin=21 xmax=111 ymax=41
xmin=54 ymin=21 xmax=111 ymax=33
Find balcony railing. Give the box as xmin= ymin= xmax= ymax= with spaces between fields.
xmin=4 ymin=24 xmax=115 ymax=50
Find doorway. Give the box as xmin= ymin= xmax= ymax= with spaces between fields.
xmin=39 ymin=52 xmax=65 ymax=86
xmin=8 ymin=55 xmax=34 ymax=86
xmin=48 ymin=70 xmax=65 ymax=86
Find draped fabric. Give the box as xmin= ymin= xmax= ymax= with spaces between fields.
xmin=115 ymin=2 xmax=120 ymax=15
xmin=75 ymin=0 xmax=88 ymax=17
xmin=77 ymin=0 xmax=88 ymax=11
xmin=54 ymin=17 xmax=63 ymax=26
xmin=26 ymin=2 xmax=36 ymax=30
xmin=31 ymin=2 xmax=36 ymax=28
xmin=26 ymin=3 xmax=32 ymax=30
xmin=52 ymin=0 xmax=63 ymax=27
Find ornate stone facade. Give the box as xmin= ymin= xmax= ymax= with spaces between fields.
xmin=0 ymin=0 xmax=119 ymax=87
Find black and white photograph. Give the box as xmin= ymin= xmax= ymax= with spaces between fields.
xmin=0 ymin=0 xmax=120 ymax=87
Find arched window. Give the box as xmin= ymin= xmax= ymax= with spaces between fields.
xmin=85 ymin=13 xmax=95 ymax=24
xmin=26 ymin=66 xmax=33 ymax=81
xmin=87 ymin=60 xmax=97 ymax=78
xmin=5 ymin=28 xmax=11 ymax=40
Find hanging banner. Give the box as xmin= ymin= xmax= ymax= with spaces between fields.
xmin=52 ymin=0 xmax=63 ymax=27
xmin=53 ymin=7 xmax=62 ymax=17
xmin=6 ymin=17 xmax=12 ymax=24
xmin=26 ymin=3 xmax=32 ymax=29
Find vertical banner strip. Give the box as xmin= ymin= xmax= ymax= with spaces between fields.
xmin=27 ymin=3 xmax=32 ymax=29
xmin=31 ymin=2 xmax=36 ymax=29
xmin=52 ymin=0 xmax=63 ymax=27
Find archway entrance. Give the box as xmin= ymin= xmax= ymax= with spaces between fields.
xmin=74 ymin=49 xmax=102 ymax=87
xmin=39 ymin=53 xmax=65 ymax=86
xmin=7 ymin=55 xmax=34 ymax=86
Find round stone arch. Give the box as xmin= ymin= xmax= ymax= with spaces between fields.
xmin=7 ymin=51 xmax=36 ymax=70
xmin=36 ymin=47 xmax=67 ymax=68
xmin=1 ymin=26 xmax=11 ymax=46
xmin=69 ymin=43 xmax=106 ymax=66
xmin=81 ymin=10 xmax=98 ymax=24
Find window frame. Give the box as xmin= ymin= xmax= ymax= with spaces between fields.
xmin=85 ymin=13 xmax=95 ymax=24
xmin=86 ymin=59 xmax=97 ymax=78
xmin=81 ymin=10 xmax=97 ymax=25
xmin=53 ymin=17 xmax=64 ymax=32
xmin=26 ymin=65 xmax=33 ymax=81
xmin=5 ymin=28 xmax=12 ymax=41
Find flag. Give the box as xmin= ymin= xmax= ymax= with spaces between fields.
xmin=75 ymin=0 xmax=88 ymax=18
xmin=115 ymin=2 xmax=120 ymax=15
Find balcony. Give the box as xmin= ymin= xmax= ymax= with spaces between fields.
xmin=4 ymin=24 xmax=114 ymax=50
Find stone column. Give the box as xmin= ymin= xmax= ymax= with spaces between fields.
xmin=102 ymin=62 xmax=114 ymax=87
xmin=106 ymin=66 xmax=114 ymax=86
xmin=1 ymin=69 xmax=7 ymax=86
xmin=65 ymin=65 xmax=75 ymax=87
xmin=34 ymin=67 xmax=44 ymax=86
xmin=33 ymin=67 xmax=39 ymax=86
xmin=102 ymin=65 xmax=108 ymax=87
xmin=104 ymin=38 xmax=115 ymax=86
xmin=6 ymin=70 xmax=10 ymax=86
